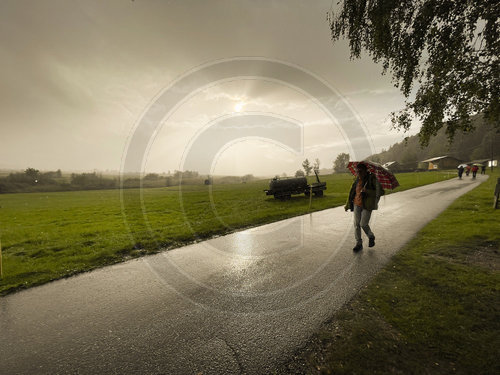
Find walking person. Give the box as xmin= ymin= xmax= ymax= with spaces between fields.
xmin=465 ymin=165 xmax=471 ymax=176
xmin=344 ymin=162 xmax=383 ymax=252
xmin=481 ymin=165 xmax=486 ymax=174
xmin=458 ymin=165 xmax=464 ymax=179
xmin=472 ymin=164 xmax=479 ymax=179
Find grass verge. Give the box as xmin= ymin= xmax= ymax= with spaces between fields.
xmin=277 ymin=171 xmax=499 ymax=374
xmin=0 ymin=171 xmax=455 ymax=296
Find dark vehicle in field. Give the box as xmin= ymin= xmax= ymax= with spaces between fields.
xmin=265 ymin=170 xmax=326 ymax=199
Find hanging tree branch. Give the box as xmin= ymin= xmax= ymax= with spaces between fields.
xmin=328 ymin=0 xmax=499 ymax=146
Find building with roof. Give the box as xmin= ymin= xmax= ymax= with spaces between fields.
xmin=419 ymin=156 xmax=463 ymax=170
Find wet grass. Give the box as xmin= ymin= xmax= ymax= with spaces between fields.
xmin=0 ymin=171 xmax=455 ymax=295
xmin=278 ymin=170 xmax=499 ymax=374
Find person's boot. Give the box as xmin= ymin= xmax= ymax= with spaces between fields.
xmin=369 ymin=237 xmax=375 ymax=247
xmin=353 ymin=243 xmax=363 ymax=252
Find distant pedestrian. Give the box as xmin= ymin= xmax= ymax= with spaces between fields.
xmin=344 ymin=162 xmax=383 ymax=252
xmin=472 ymin=165 xmax=479 ymax=179
xmin=481 ymin=165 xmax=486 ymax=174
xmin=457 ymin=165 xmax=464 ymax=179
xmin=465 ymin=165 xmax=471 ymax=176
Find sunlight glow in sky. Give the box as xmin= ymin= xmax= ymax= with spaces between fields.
xmin=0 ymin=0 xmax=419 ymax=176
xmin=234 ymin=102 xmax=245 ymax=112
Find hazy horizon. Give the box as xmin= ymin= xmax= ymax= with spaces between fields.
xmin=0 ymin=165 xmax=335 ymax=179
xmin=1 ymin=0 xmax=420 ymax=177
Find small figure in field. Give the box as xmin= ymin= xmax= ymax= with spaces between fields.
xmin=465 ymin=165 xmax=471 ymax=176
xmin=457 ymin=165 xmax=464 ymax=179
xmin=344 ymin=163 xmax=383 ymax=252
xmin=481 ymin=165 xmax=486 ymax=174
xmin=472 ymin=165 xmax=479 ymax=179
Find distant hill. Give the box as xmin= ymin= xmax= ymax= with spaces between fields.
xmin=369 ymin=115 xmax=499 ymax=170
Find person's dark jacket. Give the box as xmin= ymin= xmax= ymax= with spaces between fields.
xmin=344 ymin=173 xmax=383 ymax=212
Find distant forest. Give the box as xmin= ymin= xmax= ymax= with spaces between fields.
xmin=369 ymin=115 xmax=499 ymax=170
xmin=0 ymin=169 xmax=256 ymax=194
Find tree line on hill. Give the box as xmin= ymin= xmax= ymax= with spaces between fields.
xmin=0 ymin=169 xmax=256 ymax=194
xmin=369 ymin=115 xmax=499 ymax=170
xmin=329 ymin=115 xmax=499 ymax=173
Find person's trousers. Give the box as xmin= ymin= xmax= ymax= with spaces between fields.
xmin=353 ymin=205 xmax=374 ymax=244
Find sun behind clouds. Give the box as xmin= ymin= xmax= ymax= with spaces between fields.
xmin=234 ymin=101 xmax=245 ymax=112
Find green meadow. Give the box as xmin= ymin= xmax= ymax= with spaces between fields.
xmin=0 ymin=171 xmax=455 ymax=295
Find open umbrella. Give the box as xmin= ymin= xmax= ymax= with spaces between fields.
xmin=347 ymin=160 xmax=400 ymax=189
xmin=457 ymin=164 xmax=468 ymax=168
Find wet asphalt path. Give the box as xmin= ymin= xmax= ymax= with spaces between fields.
xmin=0 ymin=175 xmax=485 ymax=374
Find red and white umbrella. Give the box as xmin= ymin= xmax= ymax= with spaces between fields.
xmin=347 ymin=160 xmax=400 ymax=190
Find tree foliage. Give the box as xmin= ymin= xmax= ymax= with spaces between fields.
xmin=143 ymin=173 xmax=160 ymax=180
xmin=334 ymin=152 xmax=350 ymax=172
xmin=302 ymin=159 xmax=313 ymax=176
xmin=24 ymin=168 xmax=39 ymax=179
xmin=70 ymin=172 xmax=115 ymax=188
xmin=295 ymin=169 xmax=305 ymax=177
xmin=369 ymin=114 xmax=499 ymax=166
xmin=328 ymin=0 xmax=499 ymax=146
xmin=313 ymin=158 xmax=321 ymax=172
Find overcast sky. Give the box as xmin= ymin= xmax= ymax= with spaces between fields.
xmin=0 ymin=0 xmax=418 ymax=176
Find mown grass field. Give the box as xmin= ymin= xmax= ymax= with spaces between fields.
xmin=0 ymin=171 xmax=455 ymax=295
xmin=278 ymin=170 xmax=499 ymax=374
